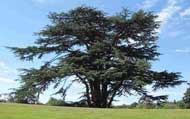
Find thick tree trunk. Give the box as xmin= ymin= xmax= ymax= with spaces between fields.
xmin=101 ymin=83 xmax=108 ymax=108
xmin=88 ymin=82 xmax=112 ymax=108
xmin=76 ymin=74 xmax=115 ymax=108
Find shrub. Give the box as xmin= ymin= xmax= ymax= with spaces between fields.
xmin=47 ymin=98 xmax=65 ymax=106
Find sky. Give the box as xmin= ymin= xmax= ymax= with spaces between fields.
xmin=0 ymin=0 xmax=190 ymax=105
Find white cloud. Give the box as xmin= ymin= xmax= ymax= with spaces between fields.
xmin=141 ymin=0 xmax=159 ymax=9
xmin=0 ymin=61 xmax=17 ymax=75
xmin=0 ymin=61 xmax=18 ymax=84
xmin=180 ymin=8 xmax=190 ymax=16
xmin=0 ymin=62 xmax=9 ymax=70
xmin=32 ymin=0 xmax=47 ymax=4
xmin=156 ymin=0 xmax=181 ymax=32
xmin=167 ymin=30 xmax=183 ymax=37
xmin=0 ymin=77 xmax=15 ymax=84
xmin=176 ymin=48 xmax=190 ymax=53
xmin=148 ymin=90 xmax=178 ymax=96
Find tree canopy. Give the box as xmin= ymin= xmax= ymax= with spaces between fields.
xmin=10 ymin=6 xmax=183 ymax=108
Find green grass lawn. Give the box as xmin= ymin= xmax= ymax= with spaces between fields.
xmin=0 ymin=103 xmax=190 ymax=119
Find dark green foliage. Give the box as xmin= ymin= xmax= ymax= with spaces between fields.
xmin=161 ymin=101 xmax=190 ymax=109
xmin=138 ymin=94 xmax=168 ymax=108
xmin=183 ymin=83 xmax=190 ymax=108
xmin=46 ymin=98 xmax=88 ymax=107
xmin=177 ymin=100 xmax=187 ymax=109
xmin=9 ymin=6 xmax=183 ymax=108
xmin=127 ymin=102 xmax=138 ymax=109
xmin=47 ymin=97 xmax=65 ymax=106
xmin=10 ymin=86 xmax=40 ymax=104
xmin=116 ymin=100 xmax=189 ymax=109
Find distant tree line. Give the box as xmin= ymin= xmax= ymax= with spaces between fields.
xmin=46 ymin=97 xmax=88 ymax=107
xmin=115 ymin=100 xmax=189 ymax=109
xmin=115 ymin=83 xmax=190 ymax=109
xmin=1 ymin=83 xmax=190 ymax=109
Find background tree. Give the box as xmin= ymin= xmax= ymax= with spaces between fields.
xmin=0 ymin=93 xmax=15 ymax=103
xmin=138 ymin=94 xmax=167 ymax=108
xmin=9 ymin=6 xmax=183 ymax=108
xmin=47 ymin=97 xmax=65 ymax=106
xmin=183 ymin=83 xmax=190 ymax=108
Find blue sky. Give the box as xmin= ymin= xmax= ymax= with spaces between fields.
xmin=0 ymin=0 xmax=190 ymax=105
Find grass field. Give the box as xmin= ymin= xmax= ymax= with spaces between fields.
xmin=0 ymin=103 xmax=190 ymax=119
